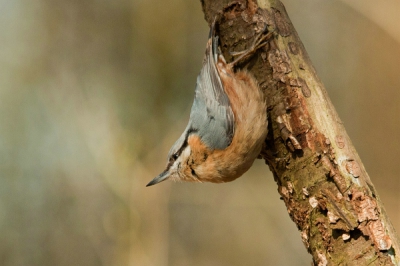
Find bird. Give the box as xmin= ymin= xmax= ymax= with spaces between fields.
xmin=146 ymin=19 xmax=272 ymax=187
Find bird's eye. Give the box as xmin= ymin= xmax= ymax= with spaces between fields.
xmin=172 ymin=153 xmax=178 ymax=161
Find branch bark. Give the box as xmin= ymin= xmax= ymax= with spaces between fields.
xmin=200 ymin=0 xmax=400 ymax=264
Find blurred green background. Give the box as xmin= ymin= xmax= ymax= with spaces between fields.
xmin=1 ymin=0 xmax=399 ymax=265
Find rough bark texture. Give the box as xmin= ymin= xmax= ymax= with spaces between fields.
xmin=201 ymin=0 xmax=400 ymax=265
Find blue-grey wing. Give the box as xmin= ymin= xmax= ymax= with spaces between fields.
xmin=188 ymin=36 xmax=234 ymax=150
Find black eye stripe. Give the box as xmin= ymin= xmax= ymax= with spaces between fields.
xmin=169 ymin=127 xmax=197 ymax=163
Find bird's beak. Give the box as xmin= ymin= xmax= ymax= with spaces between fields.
xmin=146 ymin=170 xmax=170 ymax=187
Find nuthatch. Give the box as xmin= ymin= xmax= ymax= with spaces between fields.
xmin=147 ymin=20 xmax=272 ymax=187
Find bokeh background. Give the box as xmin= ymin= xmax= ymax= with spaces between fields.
xmin=1 ymin=0 xmax=399 ymax=265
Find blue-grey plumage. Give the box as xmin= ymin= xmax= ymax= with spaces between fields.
xmin=190 ymin=38 xmax=235 ymax=149
xmin=147 ymin=20 xmax=271 ymax=187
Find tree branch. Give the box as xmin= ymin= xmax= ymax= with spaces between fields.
xmin=201 ymin=0 xmax=400 ymax=264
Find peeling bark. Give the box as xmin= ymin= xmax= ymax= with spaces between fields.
xmin=201 ymin=0 xmax=400 ymax=265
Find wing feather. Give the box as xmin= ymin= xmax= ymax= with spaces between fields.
xmin=188 ymin=33 xmax=235 ymax=150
